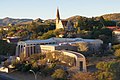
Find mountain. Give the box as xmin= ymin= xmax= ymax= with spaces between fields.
xmin=66 ymin=15 xmax=87 ymax=23
xmin=0 ymin=13 xmax=120 ymax=26
xmin=66 ymin=13 xmax=120 ymax=23
xmin=0 ymin=17 xmax=33 ymax=26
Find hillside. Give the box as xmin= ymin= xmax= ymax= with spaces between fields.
xmin=0 ymin=13 xmax=120 ymax=26
xmin=66 ymin=15 xmax=87 ymax=23
xmin=0 ymin=17 xmax=33 ymax=26
xmin=102 ymin=13 xmax=120 ymax=21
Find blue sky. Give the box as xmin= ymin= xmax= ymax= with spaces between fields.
xmin=0 ymin=0 xmax=120 ymax=19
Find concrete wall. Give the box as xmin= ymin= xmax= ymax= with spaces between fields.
xmin=40 ymin=44 xmax=77 ymax=53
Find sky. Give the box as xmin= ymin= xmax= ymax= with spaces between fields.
xmin=0 ymin=0 xmax=120 ymax=20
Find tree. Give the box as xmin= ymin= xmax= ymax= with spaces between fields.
xmin=71 ymin=72 xmax=95 ymax=80
xmin=39 ymin=30 xmax=55 ymax=39
xmin=99 ymin=16 xmax=105 ymax=27
xmin=54 ymin=28 xmax=65 ymax=37
xmin=114 ymin=49 xmax=120 ymax=58
xmin=96 ymin=61 xmax=113 ymax=80
xmin=52 ymin=69 xmax=67 ymax=80
xmin=0 ymin=40 xmax=15 ymax=56
xmin=112 ymin=44 xmax=120 ymax=50
xmin=96 ymin=61 xmax=120 ymax=80
xmin=71 ymin=42 xmax=89 ymax=53
xmin=30 ymin=33 xmax=38 ymax=39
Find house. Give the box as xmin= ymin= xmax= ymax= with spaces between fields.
xmin=106 ymin=26 xmax=120 ymax=43
xmin=106 ymin=26 xmax=117 ymax=31
xmin=113 ymin=29 xmax=120 ymax=43
xmin=0 ymin=27 xmax=9 ymax=31
xmin=4 ymin=36 xmax=20 ymax=44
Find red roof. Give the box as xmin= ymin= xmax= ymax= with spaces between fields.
xmin=61 ymin=20 xmax=68 ymax=26
xmin=17 ymin=30 xmax=24 ymax=33
xmin=106 ymin=26 xmax=117 ymax=30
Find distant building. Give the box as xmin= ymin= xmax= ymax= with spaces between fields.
xmin=106 ymin=26 xmax=117 ymax=31
xmin=113 ymin=29 xmax=120 ymax=43
xmin=106 ymin=26 xmax=120 ymax=43
xmin=0 ymin=26 xmax=10 ymax=31
xmin=3 ymin=36 xmax=20 ymax=44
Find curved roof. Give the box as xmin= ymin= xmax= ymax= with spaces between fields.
xmin=61 ymin=50 xmax=85 ymax=60
xmin=17 ymin=37 xmax=103 ymax=45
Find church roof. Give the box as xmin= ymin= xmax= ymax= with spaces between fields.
xmin=61 ymin=20 xmax=68 ymax=26
xmin=56 ymin=8 xmax=60 ymax=20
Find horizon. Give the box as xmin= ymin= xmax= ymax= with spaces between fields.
xmin=0 ymin=12 xmax=120 ymax=20
xmin=0 ymin=0 xmax=120 ymax=19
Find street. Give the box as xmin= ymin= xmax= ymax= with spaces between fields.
xmin=0 ymin=75 xmax=15 ymax=80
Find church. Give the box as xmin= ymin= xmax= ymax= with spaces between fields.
xmin=56 ymin=8 xmax=74 ymax=31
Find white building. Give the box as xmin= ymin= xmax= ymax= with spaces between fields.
xmin=113 ymin=30 xmax=120 ymax=43
xmin=15 ymin=38 xmax=103 ymax=72
xmin=16 ymin=38 xmax=103 ymax=57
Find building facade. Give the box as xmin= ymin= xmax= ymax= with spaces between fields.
xmin=15 ymin=38 xmax=103 ymax=72
xmin=16 ymin=38 xmax=103 ymax=57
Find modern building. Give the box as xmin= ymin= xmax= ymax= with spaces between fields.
xmin=61 ymin=50 xmax=87 ymax=72
xmin=15 ymin=38 xmax=103 ymax=57
xmin=15 ymin=38 xmax=103 ymax=72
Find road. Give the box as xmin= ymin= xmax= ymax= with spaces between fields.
xmin=0 ymin=75 xmax=15 ymax=80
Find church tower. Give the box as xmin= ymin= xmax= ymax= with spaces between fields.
xmin=56 ymin=8 xmax=60 ymax=23
xmin=56 ymin=8 xmax=64 ymax=29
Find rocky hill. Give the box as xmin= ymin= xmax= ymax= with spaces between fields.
xmin=102 ymin=13 xmax=120 ymax=21
xmin=66 ymin=15 xmax=87 ymax=23
xmin=0 ymin=13 xmax=120 ymax=26
xmin=0 ymin=17 xmax=33 ymax=26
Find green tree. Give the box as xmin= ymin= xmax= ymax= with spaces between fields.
xmin=96 ymin=61 xmax=120 ymax=80
xmin=71 ymin=72 xmax=95 ymax=80
xmin=114 ymin=49 xmax=120 ymax=58
xmin=52 ymin=69 xmax=67 ymax=80
xmin=0 ymin=40 xmax=15 ymax=56
xmin=54 ymin=28 xmax=65 ymax=37
xmin=39 ymin=30 xmax=55 ymax=39
xmin=112 ymin=44 xmax=120 ymax=50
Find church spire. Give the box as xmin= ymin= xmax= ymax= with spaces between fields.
xmin=56 ymin=7 xmax=60 ymax=20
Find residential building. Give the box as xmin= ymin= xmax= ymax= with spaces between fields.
xmin=113 ymin=29 xmax=120 ymax=43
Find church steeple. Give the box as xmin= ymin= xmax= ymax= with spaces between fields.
xmin=56 ymin=7 xmax=64 ymax=30
xmin=56 ymin=7 xmax=60 ymax=20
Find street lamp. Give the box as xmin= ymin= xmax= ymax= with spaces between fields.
xmin=29 ymin=69 xmax=41 ymax=80
xmin=29 ymin=70 xmax=37 ymax=80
